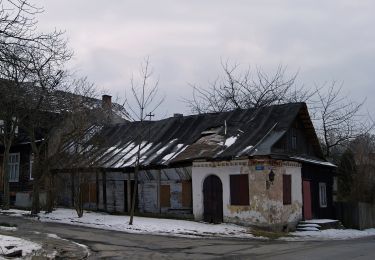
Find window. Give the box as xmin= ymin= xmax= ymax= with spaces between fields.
xmin=291 ymin=128 xmax=297 ymax=150
xmin=319 ymin=182 xmax=327 ymax=208
xmin=0 ymin=118 xmax=18 ymax=134
xmin=283 ymin=174 xmax=292 ymax=205
xmin=160 ymin=185 xmax=171 ymax=207
xmin=8 ymin=153 xmax=20 ymax=182
xmin=181 ymin=180 xmax=192 ymax=207
xmin=29 ymin=153 xmax=34 ymax=180
xmin=230 ymin=174 xmax=249 ymax=205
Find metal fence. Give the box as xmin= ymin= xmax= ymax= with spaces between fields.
xmin=335 ymin=202 xmax=375 ymax=230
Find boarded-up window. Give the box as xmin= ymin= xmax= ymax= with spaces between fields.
xmin=182 ymin=180 xmax=192 ymax=207
xmin=283 ymin=175 xmax=292 ymax=205
xmin=81 ymin=182 xmax=97 ymax=204
xmin=230 ymin=174 xmax=249 ymax=205
xmin=160 ymin=185 xmax=171 ymax=207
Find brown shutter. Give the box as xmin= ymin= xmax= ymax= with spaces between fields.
xmin=160 ymin=185 xmax=171 ymax=208
xmin=283 ymin=174 xmax=292 ymax=205
xmin=230 ymin=175 xmax=249 ymax=205
xmin=181 ymin=180 xmax=192 ymax=207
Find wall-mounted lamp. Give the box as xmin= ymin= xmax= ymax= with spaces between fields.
xmin=266 ymin=169 xmax=275 ymax=189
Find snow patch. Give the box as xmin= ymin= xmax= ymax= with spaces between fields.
xmin=0 ymin=226 xmax=17 ymax=231
xmin=303 ymin=219 xmax=337 ymax=224
xmin=283 ymin=228 xmax=375 ymax=241
xmin=0 ymin=234 xmax=41 ymax=257
xmin=0 ymin=208 xmax=258 ymax=239
xmin=224 ymin=136 xmax=237 ymax=147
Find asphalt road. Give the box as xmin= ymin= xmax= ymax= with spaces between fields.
xmin=0 ymin=214 xmax=374 ymax=259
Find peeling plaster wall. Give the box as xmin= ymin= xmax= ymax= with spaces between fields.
xmin=192 ymin=160 xmax=302 ymax=229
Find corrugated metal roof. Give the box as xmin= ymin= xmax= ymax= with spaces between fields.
xmin=62 ymin=102 xmax=332 ymax=169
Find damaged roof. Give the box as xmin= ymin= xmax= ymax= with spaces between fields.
xmin=66 ymin=102 xmax=332 ymax=169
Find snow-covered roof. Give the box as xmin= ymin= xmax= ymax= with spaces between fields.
xmin=60 ymin=102 xmax=330 ymax=170
xmin=290 ymin=156 xmax=336 ymax=167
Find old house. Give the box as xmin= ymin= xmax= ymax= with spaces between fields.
xmin=0 ymin=80 xmax=128 ymax=208
xmin=56 ymin=102 xmax=335 ymax=230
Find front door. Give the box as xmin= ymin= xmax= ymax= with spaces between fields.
xmin=303 ymin=180 xmax=312 ymax=220
xmin=203 ymin=175 xmax=223 ymax=223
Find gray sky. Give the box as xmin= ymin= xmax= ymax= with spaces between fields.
xmin=38 ymin=0 xmax=375 ymax=117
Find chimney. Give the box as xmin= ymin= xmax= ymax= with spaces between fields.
xmin=102 ymin=95 xmax=112 ymax=110
xmin=173 ymin=113 xmax=183 ymax=118
xmin=102 ymin=95 xmax=112 ymax=124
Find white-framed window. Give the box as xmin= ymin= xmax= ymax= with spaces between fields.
xmin=0 ymin=118 xmax=18 ymax=134
xmin=8 ymin=153 xmax=20 ymax=182
xmin=319 ymin=182 xmax=327 ymax=208
xmin=29 ymin=153 xmax=34 ymax=180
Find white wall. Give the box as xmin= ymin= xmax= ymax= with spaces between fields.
xmin=192 ymin=160 xmax=303 ymax=228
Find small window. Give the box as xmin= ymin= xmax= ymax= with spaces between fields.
xmin=160 ymin=185 xmax=171 ymax=208
xmin=30 ymin=153 xmax=34 ymax=180
xmin=291 ymin=128 xmax=297 ymax=150
xmin=283 ymin=174 xmax=292 ymax=205
xmin=230 ymin=174 xmax=249 ymax=205
xmin=8 ymin=153 xmax=20 ymax=182
xmin=319 ymin=183 xmax=327 ymax=208
xmin=181 ymin=180 xmax=192 ymax=207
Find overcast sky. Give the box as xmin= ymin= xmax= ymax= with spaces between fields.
xmin=37 ymin=0 xmax=375 ymax=117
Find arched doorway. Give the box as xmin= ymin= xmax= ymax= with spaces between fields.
xmin=203 ymin=175 xmax=223 ymax=223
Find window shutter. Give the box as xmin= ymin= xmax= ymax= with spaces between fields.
xmin=160 ymin=185 xmax=171 ymax=208
xmin=283 ymin=174 xmax=292 ymax=205
xmin=230 ymin=175 xmax=249 ymax=205
xmin=181 ymin=180 xmax=192 ymax=207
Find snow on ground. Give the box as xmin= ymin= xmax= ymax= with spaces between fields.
xmin=0 ymin=208 xmax=257 ymax=239
xmin=283 ymin=228 xmax=375 ymax=241
xmin=1 ymin=208 xmax=375 ymax=241
xmin=0 ymin=226 xmax=17 ymax=231
xmin=303 ymin=219 xmax=338 ymax=224
xmin=47 ymin=233 xmax=90 ymax=257
xmin=0 ymin=234 xmax=41 ymax=257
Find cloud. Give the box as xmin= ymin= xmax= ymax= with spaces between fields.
xmin=36 ymin=0 xmax=375 ymax=116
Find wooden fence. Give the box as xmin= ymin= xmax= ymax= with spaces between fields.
xmin=335 ymin=202 xmax=375 ymax=230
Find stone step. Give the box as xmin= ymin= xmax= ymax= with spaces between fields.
xmin=296 ymin=227 xmax=320 ymax=232
xmin=299 ymin=219 xmax=342 ymax=230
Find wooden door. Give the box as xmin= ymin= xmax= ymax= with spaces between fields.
xmin=303 ymin=180 xmax=312 ymax=220
xmin=203 ymin=175 xmax=223 ymax=224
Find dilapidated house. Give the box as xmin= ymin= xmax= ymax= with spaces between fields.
xmin=0 ymin=80 xmax=128 ymax=208
xmin=56 ymin=102 xmax=335 ymax=230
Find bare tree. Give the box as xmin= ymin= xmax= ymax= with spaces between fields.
xmin=347 ymin=134 xmax=375 ymax=203
xmin=0 ymin=0 xmax=69 ymax=210
xmin=0 ymin=80 xmax=21 ymax=209
xmin=185 ymin=61 xmax=313 ymax=113
xmin=124 ymin=57 xmax=164 ymax=225
xmin=312 ymin=82 xmax=374 ymax=158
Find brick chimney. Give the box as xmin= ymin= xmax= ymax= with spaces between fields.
xmin=102 ymin=94 xmax=112 ymax=110
xmin=102 ymin=95 xmax=112 ymax=124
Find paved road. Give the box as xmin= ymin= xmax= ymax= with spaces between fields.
xmin=0 ymin=214 xmax=374 ymax=259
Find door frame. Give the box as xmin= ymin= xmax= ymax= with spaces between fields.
xmin=302 ymin=179 xmax=313 ymax=220
xmin=203 ymin=175 xmax=223 ymax=224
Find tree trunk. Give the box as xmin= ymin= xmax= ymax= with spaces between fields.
xmin=45 ymin=172 xmax=55 ymax=213
xmin=129 ymin=167 xmax=138 ymax=225
xmin=2 ymin=147 xmax=11 ymax=210
xmin=31 ymin=178 xmax=40 ymax=215
xmin=74 ymin=173 xmax=84 ymax=218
